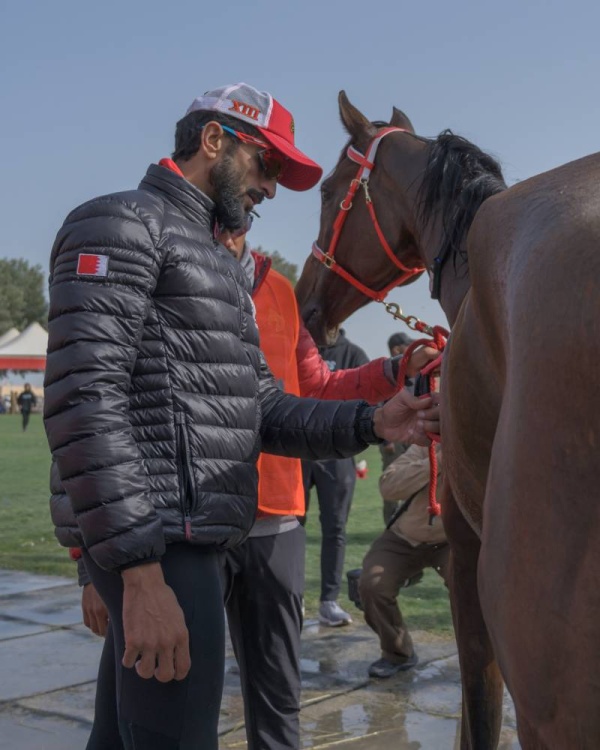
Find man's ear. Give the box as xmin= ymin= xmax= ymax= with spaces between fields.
xmin=201 ymin=121 xmax=226 ymax=161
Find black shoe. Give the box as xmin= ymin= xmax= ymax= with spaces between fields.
xmin=368 ymin=654 xmax=418 ymax=678
xmin=346 ymin=568 xmax=364 ymax=611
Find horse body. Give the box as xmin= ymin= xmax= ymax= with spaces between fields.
xmin=448 ymin=151 xmax=600 ymax=532
xmin=450 ymin=154 xmax=600 ymax=748
xmin=296 ymin=94 xmax=600 ymax=748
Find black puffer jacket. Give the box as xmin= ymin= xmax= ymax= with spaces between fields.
xmin=45 ymin=165 xmax=374 ymax=574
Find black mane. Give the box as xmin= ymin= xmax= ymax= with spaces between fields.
xmin=417 ymin=131 xmax=507 ymax=267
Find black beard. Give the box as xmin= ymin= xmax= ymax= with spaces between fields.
xmin=210 ymin=150 xmax=246 ymax=232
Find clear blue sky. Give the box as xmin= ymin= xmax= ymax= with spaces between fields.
xmin=1 ymin=0 xmax=599 ymax=359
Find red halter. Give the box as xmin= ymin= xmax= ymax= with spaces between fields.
xmin=312 ymin=127 xmax=425 ymax=301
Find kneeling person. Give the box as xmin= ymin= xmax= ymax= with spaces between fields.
xmin=359 ymin=443 xmax=448 ymax=678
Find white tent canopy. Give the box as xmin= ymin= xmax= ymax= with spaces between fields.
xmin=0 ymin=328 xmax=20 ymax=347
xmin=0 ymin=322 xmax=48 ymax=371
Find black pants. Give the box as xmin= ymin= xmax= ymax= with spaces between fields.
xmin=21 ymin=410 xmax=30 ymax=431
xmin=222 ymin=525 xmax=306 ymax=750
xmin=84 ymin=544 xmax=224 ymax=750
xmin=301 ymin=458 xmax=356 ymax=601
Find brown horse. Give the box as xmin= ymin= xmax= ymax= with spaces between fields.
xmin=295 ymin=92 xmax=600 ymax=749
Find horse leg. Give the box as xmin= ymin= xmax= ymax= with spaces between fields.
xmin=510 ymin=713 xmax=548 ymax=750
xmin=443 ymin=488 xmax=503 ymax=750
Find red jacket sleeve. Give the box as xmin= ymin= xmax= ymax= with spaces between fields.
xmin=296 ymin=321 xmax=400 ymax=404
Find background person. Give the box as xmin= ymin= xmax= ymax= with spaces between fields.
xmin=380 ymin=332 xmax=415 ymax=523
xmin=387 ymin=332 xmax=414 ymax=360
xmin=302 ymin=328 xmax=370 ymax=627
xmin=358 ymin=443 xmax=449 ymax=678
xmin=219 ymin=229 xmax=421 ymax=749
xmin=17 ymin=383 xmax=37 ymax=431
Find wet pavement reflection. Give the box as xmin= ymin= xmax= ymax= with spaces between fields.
xmin=0 ymin=571 xmax=520 ymax=749
xmin=220 ymin=618 xmax=520 ymax=748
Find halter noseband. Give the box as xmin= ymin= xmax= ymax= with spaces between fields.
xmin=312 ymin=127 xmax=425 ymax=302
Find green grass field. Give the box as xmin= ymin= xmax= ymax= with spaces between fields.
xmin=0 ymin=413 xmax=74 ymax=577
xmin=0 ymin=414 xmax=452 ymax=632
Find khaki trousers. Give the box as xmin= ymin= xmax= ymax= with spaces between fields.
xmin=358 ymin=529 xmax=449 ymax=663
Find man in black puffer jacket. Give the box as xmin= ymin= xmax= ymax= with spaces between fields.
xmin=44 ymin=83 xmax=439 ymax=750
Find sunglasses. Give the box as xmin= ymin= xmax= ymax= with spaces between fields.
xmin=233 ymin=213 xmax=254 ymax=238
xmin=221 ymin=125 xmax=286 ymax=182
xmin=215 ymin=212 xmax=256 ymax=241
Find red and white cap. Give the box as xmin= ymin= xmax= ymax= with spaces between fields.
xmin=186 ymin=83 xmax=323 ymax=192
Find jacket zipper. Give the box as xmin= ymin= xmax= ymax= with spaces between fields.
xmin=174 ymin=412 xmax=194 ymax=540
xmin=227 ymin=269 xmax=245 ymax=335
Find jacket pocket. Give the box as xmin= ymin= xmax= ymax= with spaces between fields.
xmin=174 ymin=412 xmax=196 ymax=540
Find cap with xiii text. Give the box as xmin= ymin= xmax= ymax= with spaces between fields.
xmin=186 ymin=82 xmax=323 ymax=192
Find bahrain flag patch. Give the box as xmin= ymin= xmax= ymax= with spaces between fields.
xmin=76 ymin=253 xmax=109 ymax=277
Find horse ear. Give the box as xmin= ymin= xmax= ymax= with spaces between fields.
xmin=338 ymin=91 xmax=377 ymax=147
xmin=390 ymin=107 xmax=415 ymax=134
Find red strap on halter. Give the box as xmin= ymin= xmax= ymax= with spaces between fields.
xmin=365 ymin=200 xmax=410 ymax=273
xmin=312 ymin=243 xmax=404 ymax=302
xmin=312 ymin=127 xmax=425 ymax=301
xmin=330 ymin=177 xmax=363 ymax=246
xmin=346 ymin=151 xmax=375 ymax=171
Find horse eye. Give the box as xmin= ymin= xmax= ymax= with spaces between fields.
xmin=320 ymin=185 xmax=333 ymax=203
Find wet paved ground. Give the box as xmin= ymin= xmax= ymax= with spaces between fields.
xmin=0 ymin=570 xmax=521 ymax=749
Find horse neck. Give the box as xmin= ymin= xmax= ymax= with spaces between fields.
xmin=420 ymin=220 xmax=471 ymax=327
xmin=387 ymin=139 xmax=471 ymax=328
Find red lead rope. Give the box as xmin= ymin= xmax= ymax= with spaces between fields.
xmin=423 ymin=356 xmax=443 ymax=522
xmin=397 ymin=325 xmax=448 ymax=521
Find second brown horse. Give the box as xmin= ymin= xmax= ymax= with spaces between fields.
xmin=295 ymin=92 xmax=600 ymax=749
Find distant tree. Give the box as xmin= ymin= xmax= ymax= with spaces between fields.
xmin=0 ymin=259 xmax=48 ymax=336
xmin=254 ymin=246 xmax=298 ymax=285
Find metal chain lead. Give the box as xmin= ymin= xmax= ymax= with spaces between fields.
xmin=380 ymin=300 xmax=436 ymax=337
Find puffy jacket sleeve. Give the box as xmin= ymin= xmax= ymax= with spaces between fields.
xmin=296 ymin=321 xmax=400 ymax=404
xmin=258 ymin=354 xmax=377 ymax=459
xmin=44 ymin=196 xmax=166 ymax=573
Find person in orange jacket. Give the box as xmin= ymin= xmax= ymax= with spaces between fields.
xmin=77 ymin=217 xmax=437 ymax=750
xmin=214 ymin=223 xmax=436 ymax=749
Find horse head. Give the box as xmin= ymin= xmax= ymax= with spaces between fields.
xmin=296 ymin=92 xmax=507 ymax=344
xmin=295 ymin=91 xmax=428 ymax=344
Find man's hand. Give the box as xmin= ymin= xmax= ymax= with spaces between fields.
xmin=405 ymin=346 xmax=441 ymax=378
xmin=121 ymin=562 xmax=191 ymax=683
xmin=373 ymin=388 xmax=440 ymax=446
xmin=82 ymin=583 xmax=110 ymax=637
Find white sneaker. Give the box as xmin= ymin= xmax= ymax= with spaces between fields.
xmin=318 ymin=600 xmax=353 ymax=627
